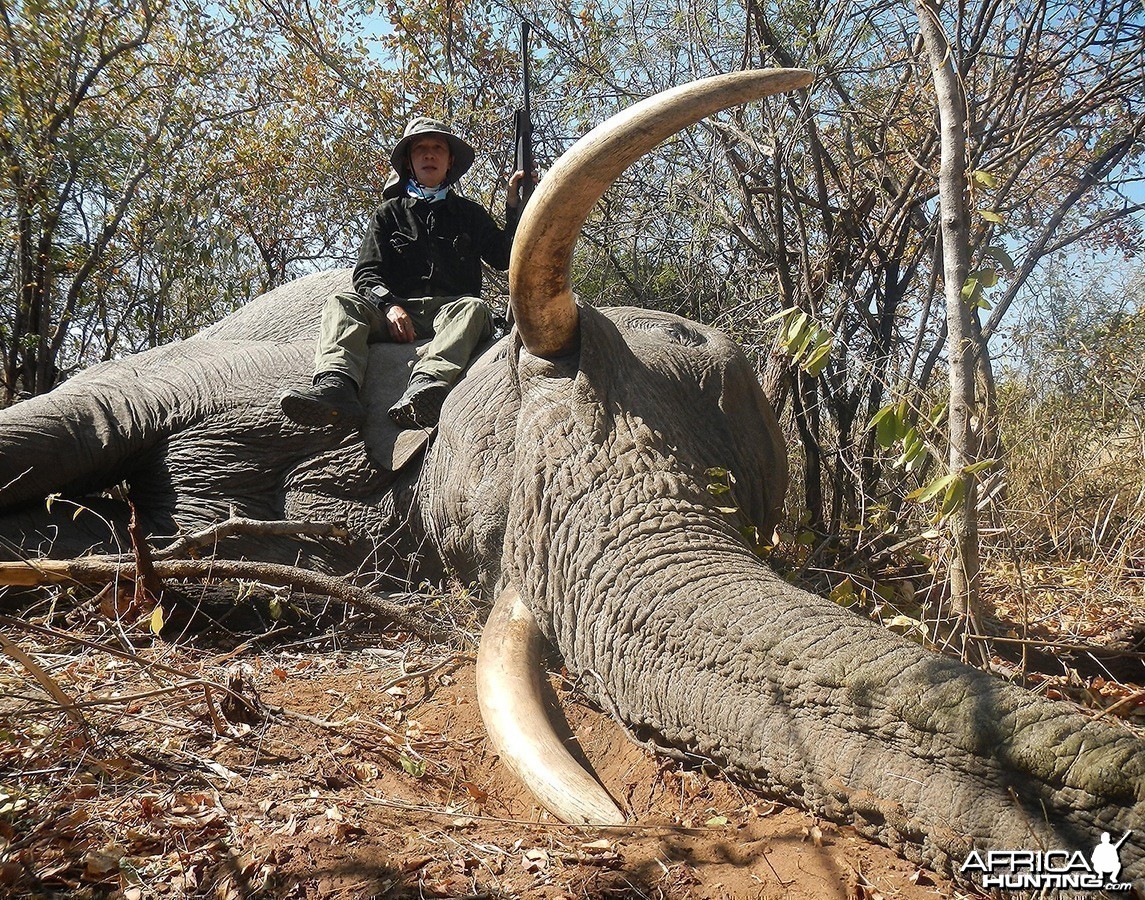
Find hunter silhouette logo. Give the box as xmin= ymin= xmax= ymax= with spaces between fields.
xmin=1092 ymin=831 xmax=1131 ymax=884
xmin=961 ymin=830 xmax=1134 ymax=891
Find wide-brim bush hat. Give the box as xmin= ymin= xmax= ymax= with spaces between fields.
xmin=389 ymin=117 xmax=475 ymax=186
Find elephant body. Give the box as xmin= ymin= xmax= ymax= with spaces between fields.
xmin=1 ymin=70 xmax=1141 ymax=888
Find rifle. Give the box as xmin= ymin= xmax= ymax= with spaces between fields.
xmin=513 ymin=20 xmax=534 ymax=210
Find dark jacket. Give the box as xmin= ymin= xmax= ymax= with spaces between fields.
xmin=352 ymin=192 xmax=520 ymax=305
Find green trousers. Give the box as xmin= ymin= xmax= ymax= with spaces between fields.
xmin=313 ymin=292 xmax=494 ymax=389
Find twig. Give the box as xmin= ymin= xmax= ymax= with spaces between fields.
xmin=155 ymin=517 xmax=350 ymax=560
xmin=0 ymin=557 xmax=448 ymax=639
xmin=1091 ymin=689 xmax=1145 ymax=722
xmin=0 ymin=631 xmax=93 ymax=744
xmin=202 ymin=684 xmax=228 ymax=733
xmin=0 ymin=616 xmax=262 ymax=711
xmin=967 ymin=633 xmax=1145 ymax=659
xmin=378 ymin=653 xmax=472 ymax=696
xmin=128 ymin=500 xmax=163 ymax=605
xmin=9 ymin=679 xmax=214 ymax=713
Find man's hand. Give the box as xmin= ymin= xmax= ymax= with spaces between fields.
xmin=386 ymin=304 xmax=415 ymax=342
xmin=507 ymin=169 xmax=539 ymax=208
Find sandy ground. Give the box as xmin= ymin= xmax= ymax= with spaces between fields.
xmin=0 ymin=594 xmax=976 ymax=899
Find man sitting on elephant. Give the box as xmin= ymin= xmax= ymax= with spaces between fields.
xmin=280 ymin=117 xmax=530 ymax=430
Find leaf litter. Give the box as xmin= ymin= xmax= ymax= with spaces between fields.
xmin=1 ymin=582 xmax=987 ymax=898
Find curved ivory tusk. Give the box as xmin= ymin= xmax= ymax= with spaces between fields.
xmin=509 ymin=67 xmax=814 ymax=358
xmin=476 ymin=585 xmax=626 ymax=825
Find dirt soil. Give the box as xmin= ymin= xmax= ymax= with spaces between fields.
xmin=0 ymin=592 xmax=975 ymax=900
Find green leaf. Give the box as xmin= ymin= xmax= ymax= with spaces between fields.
xmin=979 ymin=209 xmax=1005 ymax=225
xmin=896 ymin=428 xmax=927 ymax=468
xmin=876 ymin=407 xmax=900 ymax=449
xmin=829 ymin=580 xmax=856 ymax=605
xmin=268 ymin=596 xmax=282 ymax=621
xmin=970 ymin=170 xmax=998 ymax=189
xmin=983 ymin=245 xmax=1015 ymax=272
xmin=963 ymin=458 xmax=997 ymax=475
xmin=907 ymin=473 xmax=958 ymax=504
xmin=868 ymin=403 xmax=897 ymax=431
xmin=782 ymin=311 xmax=810 ymax=349
xmin=802 ymin=338 xmax=833 ymax=376
xmin=961 ymin=276 xmax=981 ymax=304
xmin=974 ymin=267 xmax=999 ymax=288
xmin=940 ymin=476 xmax=968 ymax=516
xmin=400 ymin=754 xmax=426 ymax=778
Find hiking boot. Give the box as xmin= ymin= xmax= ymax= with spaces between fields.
xmin=388 ymin=373 xmax=449 ymax=429
xmin=280 ymin=372 xmax=366 ymax=428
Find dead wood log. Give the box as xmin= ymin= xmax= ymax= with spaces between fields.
xmin=0 ymin=557 xmax=449 ymax=640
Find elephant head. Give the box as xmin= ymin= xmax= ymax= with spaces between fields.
xmin=0 ymin=70 xmax=1141 ymax=888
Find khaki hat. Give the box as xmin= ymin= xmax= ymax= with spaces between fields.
xmin=388 ymin=117 xmax=475 ymax=187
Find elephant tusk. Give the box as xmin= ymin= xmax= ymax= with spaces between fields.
xmin=476 ymin=585 xmax=626 ymax=825
xmin=509 ymin=67 xmax=813 ymax=358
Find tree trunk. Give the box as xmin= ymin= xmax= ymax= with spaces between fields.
xmin=915 ymin=0 xmax=983 ymax=656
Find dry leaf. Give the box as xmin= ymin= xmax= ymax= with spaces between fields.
xmin=83 ymin=845 xmax=124 ymax=878
xmin=522 ymin=848 xmax=549 ymax=873
xmin=352 ymin=762 xmax=380 ymax=783
xmin=459 ymin=781 xmax=488 ymax=803
xmin=334 ymin=821 xmax=366 ymax=843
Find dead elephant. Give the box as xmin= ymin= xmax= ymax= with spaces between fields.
xmin=0 ymin=70 xmax=1141 ymax=887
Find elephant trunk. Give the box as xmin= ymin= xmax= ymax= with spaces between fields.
xmin=510 ymin=506 xmax=1145 ymax=880
xmin=508 ymin=69 xmax=813 ymax=358
xmin=0 ymin=341 xmax=307 ymax=511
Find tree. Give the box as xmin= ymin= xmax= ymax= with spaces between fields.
xmin=0 ymin=0 xmax=403 ymax=397
xmin=914 ymin=0 xmax=983 ymax=652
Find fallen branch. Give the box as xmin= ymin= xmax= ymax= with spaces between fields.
xmin=0 ymin=558 xmax=448 ymax=640
xmin=0 ymin=631 xmax=92 ymax=743
xmin=968 ymin=632 xmax=1145 ymax=660
xmin=155 ymin=517 xmax=350 ymax=560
